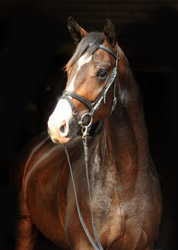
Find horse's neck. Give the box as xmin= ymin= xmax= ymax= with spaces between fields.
xmin=112 ymin=49 xmax=150 ymax=169
xmin=95 ymin=109 xmax=149 ymax=201
xmin=108 ymin=104 xmax=149 ymax=166
xmin=93 ymin=53 xmax=150 ymax=196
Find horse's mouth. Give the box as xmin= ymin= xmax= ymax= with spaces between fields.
xmin=48 ymin=120 xmax=103 ymax=145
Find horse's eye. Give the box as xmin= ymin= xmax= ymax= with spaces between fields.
xmin=97 ymin=69 xmax=108 ymax=80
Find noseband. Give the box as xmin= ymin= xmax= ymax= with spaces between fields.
xmin=62 ymin=44 xmax=120 ymax=136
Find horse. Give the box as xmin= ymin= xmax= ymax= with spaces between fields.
xmin=14 ymin=17 xmax=162 ymax=250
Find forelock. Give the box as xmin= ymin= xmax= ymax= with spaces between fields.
xmin=65 ymin=32 xmax=104 ymax=71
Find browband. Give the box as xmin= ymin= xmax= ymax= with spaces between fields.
xmin=98 ymin=44 xmax=119 ymax=60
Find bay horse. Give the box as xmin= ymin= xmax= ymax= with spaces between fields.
xmin=14 ymin=17 xmax=162 ymax=250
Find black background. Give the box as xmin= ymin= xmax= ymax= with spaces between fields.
xmin=0 ymin=1 xmax=178 ymax=249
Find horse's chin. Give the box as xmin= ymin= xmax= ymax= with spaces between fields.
xmin=48 ymin=132 xmax=73 ymax=144
xmin=58 ymin=137 xmax=71 ymax=144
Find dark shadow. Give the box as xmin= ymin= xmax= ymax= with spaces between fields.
xmin=125 ymin=6 xmax=178 ymax=250
xmin=0 ymin=11 xmax=68 ymax=249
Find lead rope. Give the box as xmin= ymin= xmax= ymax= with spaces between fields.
xmin=82 ymin=127 xmax=104 ymax=250
xmin=64 ymin=145 xmax=100 ymax=250
xmin=64 ymin=127 xmax=104 ymax=250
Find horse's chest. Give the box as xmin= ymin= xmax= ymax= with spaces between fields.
xmin=89 ymin=173 xmax=125 ymax=244
xmin=97 ymin=200 xmax=125 ymax=245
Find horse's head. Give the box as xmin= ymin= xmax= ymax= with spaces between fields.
xmin=48 ymin=17 xmax=119 ymax=144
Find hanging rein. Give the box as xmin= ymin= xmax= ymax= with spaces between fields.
xmin=64 ymin=44 xmax=119 ymax=250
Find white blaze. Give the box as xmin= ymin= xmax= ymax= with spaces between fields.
xmin=66 ymin=53 xmax=92 ymax=92
xmin=48 ymin=53 xmax=92 ymax=141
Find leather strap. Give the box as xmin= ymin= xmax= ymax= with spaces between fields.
xmin=98 ymin=44 xmax=119 ymax=60
xmin=64 ymin=145 xmax=101 ymax=250
xmin=63 ymin=91 xmax=93 ymax=110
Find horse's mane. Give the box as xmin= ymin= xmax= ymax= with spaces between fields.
xmin=65 ymin=32 xmax=104 ymax=71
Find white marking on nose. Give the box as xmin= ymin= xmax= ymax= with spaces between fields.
xmin=48 ymin=99 xmax=73 ymax=139
xmin=49 ymin=99 xmax=72 ymax=124
xmin=66 ymin=53 xmax=92 ymax=92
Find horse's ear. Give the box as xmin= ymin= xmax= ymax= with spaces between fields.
xmin=103 ymin=18 xmax=117 ymax=48
xmin=68 ymin=16 xmax=87 ymax=44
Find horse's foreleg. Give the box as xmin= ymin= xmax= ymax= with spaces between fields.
xmin=15 ymin=191 xmax=38 ymax=250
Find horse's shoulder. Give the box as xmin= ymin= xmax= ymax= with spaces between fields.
xmin=10 ymin=132 xmax=61 ymax=192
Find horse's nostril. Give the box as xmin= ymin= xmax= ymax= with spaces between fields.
xmin=59 ymin=120 xmax=67 ymax=135
xmin=60 ymin=125 xmax=65 ymax=133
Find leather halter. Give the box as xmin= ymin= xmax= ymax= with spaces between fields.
xmin=62 ymin=44 xmax=120 ymax=131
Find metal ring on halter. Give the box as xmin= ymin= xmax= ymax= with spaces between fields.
xmin=79 ymin=112 xmax=93 ymax=128
xmin=78 ymin=113 xmax=93 ymax=139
